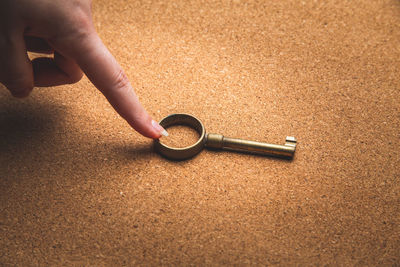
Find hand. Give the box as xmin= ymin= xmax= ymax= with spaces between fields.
xmin=0 ymin=0 xmax=167 ymax=138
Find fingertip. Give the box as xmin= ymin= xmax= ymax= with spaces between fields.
xmin=151 ymin=120 xmax=168 ymax=138
xmin=67 ymin=70 xmax=84 ymax=84
xmin=7 ymin=81 xmax=34 ymax=98
xmin=127 ymin=118 xmax=164 ymax=139
xmin=149 ymin=131 xmax=163 ymax=140
xmin=10 ymin=88 xmax=32 ymax=98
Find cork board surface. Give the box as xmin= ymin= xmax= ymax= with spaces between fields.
xmin=1 ymin=0 xmax=399 ymax=265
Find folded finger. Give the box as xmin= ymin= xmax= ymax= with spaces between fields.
xmin=0 ymin=31 xmax=34 ymax=98
xmin=32 ymin=51 xmax=83 ymax=87
xmin=24 ymin=36 xmax=54 ymax=54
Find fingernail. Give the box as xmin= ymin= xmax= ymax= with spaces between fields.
xmin=151 ymin=120 xmax=169 ymax=137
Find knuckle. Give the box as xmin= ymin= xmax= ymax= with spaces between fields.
xmin=4 ymin=77 xmax=33 ymax=91
xmin=67 ymin=70 xmax=84 ymax=84
xmin=110 ymin=69 xmax=130 ymax=93
xmin=6 ymin=81 xmax=33 ymax=98
xmin=73 ymin=10 xmax=92 ymax=33
xmin=49 ymin=5 xmax=94 ymax=49
xmin=63 ymin=19 xmax=92 ymax=45
xmin=67 ymin=2 xmax=94 ymax=36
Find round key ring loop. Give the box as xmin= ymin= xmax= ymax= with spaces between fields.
xmin=154 ymin=114 xmax=206 ymax=160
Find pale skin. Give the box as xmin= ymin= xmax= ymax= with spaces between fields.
xmin=0 ymin=0 xmax=167 ymax=138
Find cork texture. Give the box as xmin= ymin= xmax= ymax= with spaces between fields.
xmin=1 ymin=0 xmax=399 ymax=265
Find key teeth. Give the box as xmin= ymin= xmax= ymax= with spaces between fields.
xmin=285 ymin=136 xmax=297 ymax=147
xmin=286 ymin=136 xmax=297 ymax=143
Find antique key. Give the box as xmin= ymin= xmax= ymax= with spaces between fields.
xmin=154 ymin=113 xmax=297 ymax=160
xmin=206 ymin=133 xmax=296 ymax=158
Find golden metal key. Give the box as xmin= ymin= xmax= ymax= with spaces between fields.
xmin=206 ymin=133 xmax=296 ymax=158
xmin=154 ymin=113 xmax=297 ymax=160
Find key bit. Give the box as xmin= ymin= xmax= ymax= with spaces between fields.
xmin=206 ymin=133 xmax=296 ymax=158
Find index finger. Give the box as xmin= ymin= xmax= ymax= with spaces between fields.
xmin=52 ymin=31 xmax=167 ymax=139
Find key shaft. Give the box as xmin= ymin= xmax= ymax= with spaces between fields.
xmin=206 ymin=133 xmax=296 ymax=158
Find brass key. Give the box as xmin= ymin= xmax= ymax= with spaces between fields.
xmin=154 ymin=113 xmax=297 ymax=160
xmin=206 ymin=133 xmax=296 ymax=158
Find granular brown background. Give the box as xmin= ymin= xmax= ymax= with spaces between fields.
xmin=1 ymin=0 xmax=399 ymax=265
